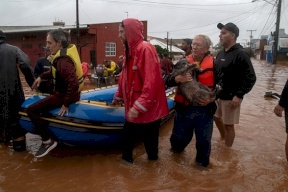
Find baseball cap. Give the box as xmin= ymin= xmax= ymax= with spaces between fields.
xmin=217 ymin=22 xmax=239 ymax=37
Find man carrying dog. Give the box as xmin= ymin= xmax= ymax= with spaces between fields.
xmin=214 ymin=22 xmax=256 ymax=147
xmin=166 ymin=34 xmax=217 ymax=167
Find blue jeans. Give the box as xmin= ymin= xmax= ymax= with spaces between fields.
xmin=170 ymin=104 xmax=214 ymax=167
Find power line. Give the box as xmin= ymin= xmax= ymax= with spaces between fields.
xmin=150 ymin=3 xmax=267 ymax=34
xmin=2 ymin=0 xmax=72 ymax=25
xmin=258 ymin=3 xmax=277 ymax=36
xmin=94 ymin=0 xmax=252 ymax=7
xmin=272 ymin=0 xmax=282 ymax=64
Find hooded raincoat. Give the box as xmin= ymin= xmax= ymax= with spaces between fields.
xmin=114 ymin=18 xmax=169 ymax=123
xmin=0 ymin=38 xmax=34 ymax=140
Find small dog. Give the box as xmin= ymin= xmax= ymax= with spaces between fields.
xmin=171 ymin=59 xmax=219 ymax=105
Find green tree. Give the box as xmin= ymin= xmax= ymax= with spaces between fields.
xmin=154 ymin=45 xmax=169 ymax=58
xmin=214 ymin=43 xmax=223 ymax=56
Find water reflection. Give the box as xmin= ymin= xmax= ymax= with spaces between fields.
xmin=266 ymin=63 xmax=277 ymax=91
xmin=1 ymin=60 xmax=287 ymax=191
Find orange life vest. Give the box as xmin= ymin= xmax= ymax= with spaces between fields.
xmin=174 ymin=54 xmax=215 ymax=105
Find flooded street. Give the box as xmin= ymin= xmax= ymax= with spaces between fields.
xmin=1 ymin=59 xmax=288 ymax=191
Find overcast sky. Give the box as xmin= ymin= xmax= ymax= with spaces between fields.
xmin=0 ymin=0 xmax=287 ymax=46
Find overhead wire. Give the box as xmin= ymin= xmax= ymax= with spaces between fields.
xmin=2 ymin=0 xmax=73 ymax=25
xmin=123 ymin=0 xmax=252 ymax=7
xmin=257 ymin=2 xmax=277 ymax=37
xmin=1 ymin=0 xmax=286 ymax=41
xmin=151 ymin=3 xmax=268 ymax=33
xmin=88 ymin=0 xmax=254 ymax=13
xmin=282 ymin=0 xmax=288 ymax=27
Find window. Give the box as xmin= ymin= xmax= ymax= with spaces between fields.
xmin=105 ymin=42 xmax=116 ymax=56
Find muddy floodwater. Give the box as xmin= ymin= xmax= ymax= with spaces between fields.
xmin=1 ymin=59 xmax=288 ymax=192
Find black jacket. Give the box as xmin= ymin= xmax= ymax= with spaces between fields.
xmin=215 ymin=43 xmax=256 ymax=100
xmin=0 ymin=40 xmax=34 ymax=118
xmin=34 ymin=57 xmax=53 ymax=93
xmin=279 ymin=79 xmax=288 ymax=110
xmin=34 ymin=57 xmax=51 ymax=78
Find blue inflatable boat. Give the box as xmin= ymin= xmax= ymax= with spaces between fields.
xmin=19 ymin=86 xmax=175 ymax=146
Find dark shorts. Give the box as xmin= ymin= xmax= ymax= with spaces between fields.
xmin=285 ymin=111 xmax=288 ymax=134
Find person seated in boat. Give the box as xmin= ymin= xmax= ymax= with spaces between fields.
xmin=113 ymin=18 xmax=169 ymax=164
xmin=103 ymin=60 xmax=116 ymax=77
xmin=33 ymin=47 xmax=53 ymax=94
xmin=114 ymin=55 xmax=124 ymax=76
xmin=26 ymin=28 xmax=84 ymax=158
xmin=81 ymin=62 xmax=89 ymax=79
xmin=93 ymin=63 xmax=104 ymax=77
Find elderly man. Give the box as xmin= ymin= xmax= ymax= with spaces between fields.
xmin=166 ymin=34 xmax=217 ymax=167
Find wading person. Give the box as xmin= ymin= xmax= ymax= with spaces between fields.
xmin=113 ymin=18 xmax=169 ymax=163
xmin=214 ymin=22 xmax=256 ymax=147
xmin=165 ymin=34 xmax=217 ymax=167
xmin=160 ymin=52 xmax=174 ymax=75
xmin=181 ymin=38 xmax=192 ymax=60
xmin=274 ymin=79 xmax=288 ymax=161
xmin=26 ymin=29 xmax=84 ymax=158
xmin=0 ymin=30 xmax=35 ymax=151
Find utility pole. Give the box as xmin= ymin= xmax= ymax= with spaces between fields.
xmin=242 ymin=39 xmax=248 ymax=48
xmin=272 ymin=0 xmax=282 ymax=64
xmin=166 ymin=32 xmax=169 ymax=51
xmin=170 ymin=38 xmax=172 ymax=57
xmin=247 ymin=30 xmax=256 ymax=57
xmin=76 ymin=0 xmax=80 ymax=49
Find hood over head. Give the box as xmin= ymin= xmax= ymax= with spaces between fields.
xmin=122 ymin=18 xmax=144 ymax=50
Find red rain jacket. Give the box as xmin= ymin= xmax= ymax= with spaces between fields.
xmin=114 ymin=18 xmax=169 ymax=123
